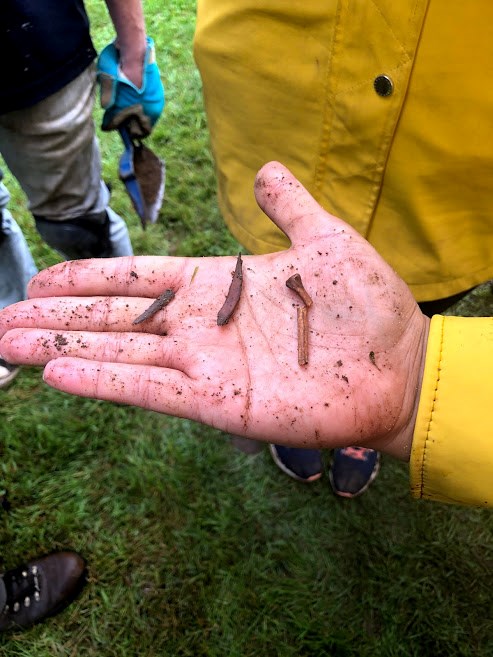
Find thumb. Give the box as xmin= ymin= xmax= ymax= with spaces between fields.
xmin=254 ymin=161 xmax=351 ymax=247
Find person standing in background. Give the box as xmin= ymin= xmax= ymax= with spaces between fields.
xmin=0 ymin=0 xmax=164 ymax=388
xmin=0 ymin=0 xmax=164 ymax=631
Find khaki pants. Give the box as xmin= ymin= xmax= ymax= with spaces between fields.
xmin=0 ymin=64 xmax=109 ymax=220
xmin=0 ymin=65 xmax=132 ymax=308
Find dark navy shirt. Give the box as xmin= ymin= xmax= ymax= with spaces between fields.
xmin=1 ymin=0 xmax=97 ymax=113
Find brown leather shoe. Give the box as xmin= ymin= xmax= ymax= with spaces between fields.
xmin=0 ymin=551 xmax=86 ymax=632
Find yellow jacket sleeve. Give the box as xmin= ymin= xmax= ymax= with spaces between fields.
xmin=410 ymin=316 xmax=493 ymax=507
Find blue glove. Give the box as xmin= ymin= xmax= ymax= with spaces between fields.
xmin=97 ymin=36 xmax=164 ymax=138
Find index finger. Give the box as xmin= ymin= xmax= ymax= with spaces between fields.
xmin=27 ymin=255 xmax=197 ymax=298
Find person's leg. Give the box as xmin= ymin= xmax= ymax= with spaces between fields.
xmin=0 ymin=64 xmax=132 ymax=260
xmin=0 ymin=177 xmax=38 ymax=387
xmin=418 ymin=290 xmax=472 ymax=317
xmin=0 ymin=181 xmax=38 ymax=308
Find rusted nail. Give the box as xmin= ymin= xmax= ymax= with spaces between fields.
xmin=217 ymin=253 xmax=243 ymax=326
xmin=286 ymin=273 xmax=312 ymax=366
xmin=286 ymin=273 xmax=312 ymax=307
xmin=133 ymin=288 xmax=175 ymax=325
xmin=297 ymin=305 xmax=309 ymax=365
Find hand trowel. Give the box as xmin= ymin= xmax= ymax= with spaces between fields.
xmin=118 ymin=125 xmax=165 ymax=229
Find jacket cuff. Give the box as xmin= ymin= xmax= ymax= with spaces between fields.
xmin=410 ymin=315 xmax=493 ymax=507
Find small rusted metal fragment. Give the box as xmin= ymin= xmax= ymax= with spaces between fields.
xmin=286 ymin=273 xmax=312 ymax=307
xmin=133 ymin=288 xmax=175 ymax=325
xmin=217 ymin=253 xmax=243 ymax=326
xmin=297 ymin=305 xmax=309 ymax=365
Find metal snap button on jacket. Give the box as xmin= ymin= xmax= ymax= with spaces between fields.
xmin=374 ymin=75 xmax=393 ymax=97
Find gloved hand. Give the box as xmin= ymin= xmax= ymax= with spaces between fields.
xmin=97 ymin=36 xmax=165 ymax=138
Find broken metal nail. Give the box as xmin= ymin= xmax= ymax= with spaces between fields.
xmin=297 ymin=305 xmax=309 ymax=365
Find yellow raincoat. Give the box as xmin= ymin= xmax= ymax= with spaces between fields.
xmin=411 ymin=315 xmax=493 ymax=507
xmin=194 ymin=0 xmax=493 ymax=506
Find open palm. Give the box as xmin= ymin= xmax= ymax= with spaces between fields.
xmin=0 ymin=163 xmax=429 ymax=458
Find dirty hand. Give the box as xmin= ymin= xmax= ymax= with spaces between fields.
xmin=0 ymin=162 xmax=429 ymax=459
xmin=97 ymin=36 xmax=164 ymax=138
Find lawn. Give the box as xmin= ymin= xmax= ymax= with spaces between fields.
xmin=1 ymin=1 xmax=492 ymax=655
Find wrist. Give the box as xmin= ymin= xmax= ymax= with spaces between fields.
xmin=115 ymin=36 xmax=147 ymax=88
xmin=388 ymin=313 xmax=431 ymax=461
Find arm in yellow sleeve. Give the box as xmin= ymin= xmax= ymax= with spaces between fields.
xmin=410 ymin=315 xmax=493 ymax=507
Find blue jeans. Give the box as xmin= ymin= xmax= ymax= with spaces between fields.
xmin=0 ymin=183 xmax=131 ymax=309
xmin=0 ymin=182 xmax=37 ymax=309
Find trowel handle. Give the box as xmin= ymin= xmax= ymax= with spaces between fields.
xmin=118 ymin=126 xmax=135 ymax=180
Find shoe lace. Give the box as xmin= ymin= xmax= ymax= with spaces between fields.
xmin=340 ymin=446 xmax=372 ymax=461
xmin=1 ymin=564 xmax=41 ymax=615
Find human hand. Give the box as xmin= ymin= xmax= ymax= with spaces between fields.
xmin=0 ymin=163 xmax=429 ymax=459
xmin=97 ymin=36 xmax=164 ymax=138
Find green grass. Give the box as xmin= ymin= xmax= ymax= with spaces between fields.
xmin=1 ymin=1 xmax=493 ymax=655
